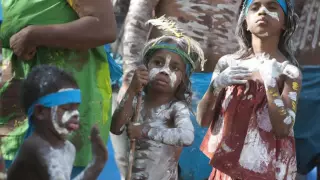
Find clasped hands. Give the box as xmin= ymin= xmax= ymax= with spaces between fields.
xmin=212 ymin=58 xmax=292 ymax=89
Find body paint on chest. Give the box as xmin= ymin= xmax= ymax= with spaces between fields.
xmin=149 ymin=54 xmax=177 ymax=88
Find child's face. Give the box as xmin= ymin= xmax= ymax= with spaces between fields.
xmin=36 ymin=88 xmax=80 ymax=139
xmin=50 ymin=103 xmax=80 ymax=138
xmin=147 ymin=49 xmax=186 ymax=93
xmin=246 ymin=0 xmax=285 ymax=37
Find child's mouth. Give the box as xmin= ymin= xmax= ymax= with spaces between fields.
xmin=66 ymin=120 xmax=80 ymax=131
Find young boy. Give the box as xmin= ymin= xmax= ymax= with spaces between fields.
xmin=7 ymin=65 xmax=108 ymax=180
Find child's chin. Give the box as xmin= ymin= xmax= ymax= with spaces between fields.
xmin=151 ymin=83 xmax=170 ymax=92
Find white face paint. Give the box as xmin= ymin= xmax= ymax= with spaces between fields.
xmin=260 ymin=6 xmax=279 ymax=21
xmin=149 ymin=54 xmax=177 ymax=88
xmin=51 ymin=88 xmax=80 ymax=136
xmin=51 ymin=106 xmax=69 ymax=136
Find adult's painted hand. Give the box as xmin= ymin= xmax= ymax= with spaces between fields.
xmin=10 ymin=26 xmax=37 ymax=60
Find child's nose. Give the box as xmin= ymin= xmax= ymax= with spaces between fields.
xmin=258 ymin=7 xmax=267 ymax=16
xmin=160 ymin=71 xmax=169 ymax=76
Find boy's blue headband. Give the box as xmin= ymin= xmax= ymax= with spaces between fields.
xmin=24 ymin=89 xmax=81 ymax=139
xmin=245 ymin=0 xmax=288 ymax=15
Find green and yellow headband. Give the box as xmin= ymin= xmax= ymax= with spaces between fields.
xmin=145 ymin=42 xmax=195 ymax=75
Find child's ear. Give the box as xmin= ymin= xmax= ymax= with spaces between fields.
xmin=33 ymin=105 xmax=47 ymax=121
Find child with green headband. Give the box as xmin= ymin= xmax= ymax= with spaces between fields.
xmin=198 ymin=0 xmax=300 ymax=179
xmin=7 ymin=65 xmax=108 ymax=179
xmin=111 ymin=33 xmax=205 ymax=180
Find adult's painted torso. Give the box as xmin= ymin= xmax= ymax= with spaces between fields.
xmin=153 ymin=0 xmax=242 ymax=72
xmin=292 ymin=0 xmax=320 ymax=174
xmin=0 ymin=0 xmax=112 ymax=167
xmin=122 ymin=0 xmax=242 ymax=73
xmin=293 ymin=0 xmax=320 ymax=66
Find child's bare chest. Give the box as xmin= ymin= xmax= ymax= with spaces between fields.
xmin=41 ymin=141 xmax=76 ymax=180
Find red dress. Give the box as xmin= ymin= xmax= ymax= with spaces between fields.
xmin=200 ymin=81 xmax=296 ymax=180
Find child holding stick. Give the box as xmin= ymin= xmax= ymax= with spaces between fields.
xmin=111 ymin=17 xmax=205 ymax=180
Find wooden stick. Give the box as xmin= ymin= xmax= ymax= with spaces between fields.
xmin=125 ymin=92 xmax=142 ymax=180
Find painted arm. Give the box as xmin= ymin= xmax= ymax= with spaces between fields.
xmin=111 ymin=67 xmax=149 ymax=135
xmin=196 ymin=57 xmax=228 ymax=127
xmin=111 ymin=89 xmax=136 ymax=135
xmin=143 ymin=103 xmax=194 ymax=146
xmin=73 ymin=126 xmax=108 ymax=180
xmin=122 ymin=0 xmax=160 ymax=74
xmin=264 ymin=64 xmax=302 ymax=138
xmin=28 ymin=0 xmax=117 ymax=50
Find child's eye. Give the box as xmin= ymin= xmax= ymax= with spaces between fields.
xmin=171 ymin=66 xmax=180 ymax=71
xmin=250 ymin=5 xmax=259 ymax=11
xmin=154 ymin=60 xmax=163 ymax=66
xmin=268 ymin=6 xmax=277 ymax=11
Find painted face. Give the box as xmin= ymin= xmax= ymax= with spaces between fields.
xmin=50 ymin=88 xmax=80 ymax=137
xmin=246 ymin=0 xmax=286 ymax=37
xmin=147 ymin=49 xmax=186 ymax=93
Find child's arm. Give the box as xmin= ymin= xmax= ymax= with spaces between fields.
xmin=111 ymin=67 xmax=148 ymax=135
xmin=263 ymin=62 xmax=302 ymax=138
xmin=197 ymin=55 xmax=251 ymax=127
xmin=142 ymin=103 xmax=194 ymax=146
xmin=73 ymin=126 xmax=107 ymax=180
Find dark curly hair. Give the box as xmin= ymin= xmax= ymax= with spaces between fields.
xmin=21 ymin=65 xmax=78 ymax=116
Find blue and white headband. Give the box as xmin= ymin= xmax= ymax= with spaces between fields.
xmin=24 ymin=89 xmax=81 ymax=139
xmin=245 ymin=0 xmax=288 ymax=15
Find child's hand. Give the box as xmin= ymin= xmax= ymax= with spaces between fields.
xmin=128 ymin=66 xmax=149 ymax=94
xmin=127 ymin=123 xmax=144 ymax=140
xmin=259 ymin=59 xmax=287 ymax=87
xmin=90 ymin=125 xmax=108 ymax=169
xmin=213 ymin=66 xmax=251 ymax=89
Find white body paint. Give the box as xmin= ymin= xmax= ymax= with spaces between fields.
xmin=149 ymin=54 xmax=177 ymax=88
xmin=287 ymin=109 xmax=296 ymax=120
xmin=119 ymin=99 xmax=194 ymax=180
xmin=283 ymin=64 xmax=300 ymax=79
xmin=274 ymin=99 xmax=284 ymax=107
xmin=260 ymin=6 xmax=279 ymax=22
xmin=39 ymin=139 xmax=76 ymax=180
xmin=288 ymin=92 xmax=297 ymax=101
xmin=283 ymin=116 xmax=292 ymax=125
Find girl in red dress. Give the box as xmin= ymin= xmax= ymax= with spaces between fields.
xmin=198 ymin=0 xmax=301 ymax=179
